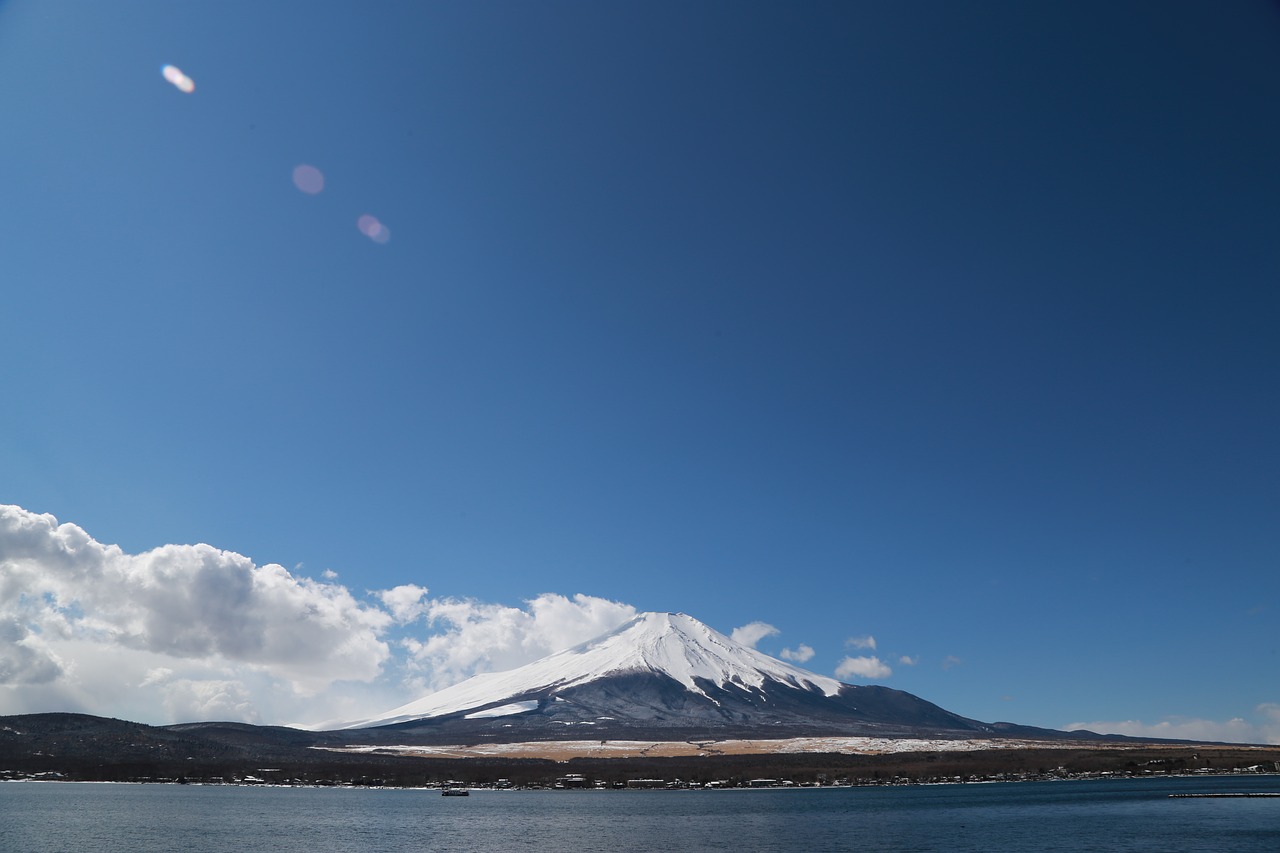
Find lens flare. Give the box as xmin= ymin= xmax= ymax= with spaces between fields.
xmin=357 ymin=214 xmax=390 ymax=244
xmin=161 ymin=64 xmax=195 ymax=94
xmin=292 ymin=164 xmax=325 ymax=194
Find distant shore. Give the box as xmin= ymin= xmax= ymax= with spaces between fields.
xmin=4 ymin=713 xmax=1277 ymax=789
xmin=2 ymin=763 xmax=1280 ymax=788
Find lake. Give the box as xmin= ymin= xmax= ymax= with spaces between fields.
xmin=2 ymin=775 xmax=1277 ymax=852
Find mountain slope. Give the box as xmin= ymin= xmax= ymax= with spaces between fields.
xmin=334 ymin=612 xmax=1025 ymax=742
xmin=342 ymin=612 xmax=840 ymax=728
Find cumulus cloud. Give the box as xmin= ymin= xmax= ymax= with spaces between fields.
xmin=0 ymin=505 xmax=392 ymax=695
xmin=140 ymin=668 xmax=175 ymax=688
xmin=780 ymin=644 xmax=815 ymax=663
xmin=835 ymin=655 xmax=892 ymax=680
xmin=1066 ymin=705 xmax=1280 ymax=746
xmin=0 ymin=505 xmax=636 ymax=727
xmin=0 ymin=505 xmax=418 ymax=724
xmin=144 ymin=669 xmax=261 ymax=723
xmin=898 ymin=655 xmax=919 ymax=666
xmin=0 ymin=618 xmax=64 ymax=685
xmin=942 ymin=655 xmax=962 ymax=670
xmin=846 ymin=635 xmax=877 ymax=650
xmin=401 ymin=593 xmax=636 ymax=690
xmin=378 ymin=584 xmax=430 ymax=623
xmin=731 ymin=621 xmax=780 ymax=649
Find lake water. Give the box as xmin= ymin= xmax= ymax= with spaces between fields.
xmin=2 ymin=775 xmax=1278 ymax=852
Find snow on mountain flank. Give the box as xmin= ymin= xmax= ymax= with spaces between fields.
xmin=463 ymin=700 xmax=540 ymax=720
xmin=338 ymin=612 xmax=844 ymax=730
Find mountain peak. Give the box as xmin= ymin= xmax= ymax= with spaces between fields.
xmin=624 ymin=611 xmax=695 ymax=630
xmin=592 ymin=611 xmax=841 ymax=698
xmin=336 ymin=611 xmax=844 ymax=729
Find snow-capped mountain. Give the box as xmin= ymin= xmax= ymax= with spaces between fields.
xmin=341 ymin=612 xmax=842 ymax=729
xmin=333 ymin=612 xmax=1036 ymax=742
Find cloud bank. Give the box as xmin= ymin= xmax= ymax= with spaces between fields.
xmin=1066 ymin=705 xmax=1280 ymax=746
xmin=0 ymin=505 xmax=391 ymax=692
xmin=0 ymin=505 xmax=634 ymax=726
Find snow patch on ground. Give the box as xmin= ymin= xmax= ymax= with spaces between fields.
xmin=316 ymin=736 xmax=1129 ymax=761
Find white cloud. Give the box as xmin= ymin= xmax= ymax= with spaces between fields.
xmin=139 ymin=667 xmax=175 ymax=688
xmin=846 ymin=635 xmax=877 ymax=650
xmin=378 ymin=584 xmax=430 ymax=623
xmin=1066 ymin=704 xmax=1280 ymax=745
xmin=0 ymin=505 xmax=393 ymax=696
xmin=780 ymin=644 xmax=815 ymax=663
xmin=942 ymin=655 xmax=962 ymax=670
xmin=148 ymin=670 xmax=261 ymax=724
xmin=0 ymin=617 xmax=64 ymax=685
xmin=401 ymin=593 xmax=637 ymax=690
xmin=0 ymin=505 xmax=420 ymax=725
xmin=0 ymin=637 xmax=281 ymax=725
xmin=898 ymin=655 xmax=918 ymax=666
xmin=731 ymin=621 xmax=780 ymax=649
xmin=835 ymin=655 xmax=892 ymax=680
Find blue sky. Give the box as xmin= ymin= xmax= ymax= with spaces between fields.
xmin=1 ymin=1 xmax=1278 ymax=741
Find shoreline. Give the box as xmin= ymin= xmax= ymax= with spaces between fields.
xmin=4 ymin=770 xmax=1280 ymax=792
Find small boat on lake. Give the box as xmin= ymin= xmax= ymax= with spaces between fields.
xmin=441 ymin=784 xmax=470 ymax=796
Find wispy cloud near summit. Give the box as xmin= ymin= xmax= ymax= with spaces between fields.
xmin=780 ymin=644 xmax=815 ymax=663
xmin=731 ymin=621 xmax=780 ymax=649
xmin=835 ymin=655 xmax=892 ymax=680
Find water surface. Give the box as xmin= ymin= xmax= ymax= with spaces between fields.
xmin=3 ymin=775 xmax=1277 ymax=852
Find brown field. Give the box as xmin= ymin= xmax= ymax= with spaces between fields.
xmin=321 ymin=736 xmax=1278 ymax=762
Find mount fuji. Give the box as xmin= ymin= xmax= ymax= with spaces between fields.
xmin=333 ymin=612 xmax=1066 ymax=743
